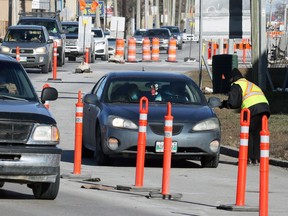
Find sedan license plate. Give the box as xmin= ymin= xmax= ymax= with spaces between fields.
xmin=20 ymin=56 xmax=27 ymax=62
xmin=155 ymin=141 xmax=177 ymax=153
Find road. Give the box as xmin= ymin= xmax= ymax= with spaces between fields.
xmin=0 ymin=42 xmax=287 ymax=216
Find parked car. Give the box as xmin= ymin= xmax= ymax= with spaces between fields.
xmin=0 ymin=54 xmax=61 ymax=199
xmin=133 ymin=29 xmax=146 ymax=45
xmin=82 ymin=71 xmax=221 ymax=168
xmin=161 ymin=26 xmax=183 ymax=49
xmin=0 ymin=25 xmax=53 ymax=73
xmin=182 ymin=29 xmax=199 ymax=43
xmin=91 ymin=28 xmax=109 ymax=60
xmin=61 ymin=21 xmax=95 ymax=62
xmin=144 ymin=28 xmax=172 ymax=50
xmin=107 ymin=38 xmax=116 ymax=57
xmin=17 ymin=11 xmax=66 ymax=67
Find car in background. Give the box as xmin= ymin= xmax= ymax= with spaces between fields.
xmin=161 ymin=26 xmax=183 ymax=49
xmin=0 ymin=25 xmax=53 ymax=73
xmin=61 ymin=21 xmax=95 ymax=62
xmin=107 ymin=38 xmax=116 ymax=57
xmin=183 ymin=29 xmax=199 ymax=43
xmin=17 ymin=11 xmax=66 ymax=67
xmin=0 ymin=54 xmax=61 ymax=199
xmin=82 ymin=71 xmax=221 ymax=168
xmin=133 ymin=29 xmax=146 ymax=45
xmin=91 ymin=28 xmax=109 ymax=60
xmin=144 ymin=28 xmax=172 ymax=50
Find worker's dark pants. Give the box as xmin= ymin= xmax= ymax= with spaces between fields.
xmin=248 ymin=113 xmax=267 ymax=161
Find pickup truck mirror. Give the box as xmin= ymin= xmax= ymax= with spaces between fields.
xmin=41 ymin=87 xmax=58 ymax=103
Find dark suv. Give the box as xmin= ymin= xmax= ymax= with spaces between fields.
xmin=0 ymin=54 xmax=61 ymax=199
xmin=17 ymin=11 xmax=66 ymax=67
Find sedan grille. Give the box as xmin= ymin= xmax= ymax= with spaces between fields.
xmin=149 ymin=124 xmax=183 ymax=135
xmin=0 ymin=121 xmax=33 ymax=143
xmin=11 ymin=48 xmax=34 ymax=54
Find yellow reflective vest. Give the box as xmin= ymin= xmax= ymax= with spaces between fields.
xmin=234 ymin=78 xmax=269 ymax=109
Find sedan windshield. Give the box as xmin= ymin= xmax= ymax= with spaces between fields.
xmin=104 ymin=78 xmax=204 ymax=104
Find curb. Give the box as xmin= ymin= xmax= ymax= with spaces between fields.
xmin=221 ymin=145 xmax=288 ymax=168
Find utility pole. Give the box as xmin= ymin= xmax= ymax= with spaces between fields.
xmin=95 ymin=0 xmax=101 ymax=28
xmin=136 ymin=0 xmax=140 ymax=29
xmin=251 ymin=0 xmax=268 ymax=90
xmin=145 ymin=0 xmax=148 ymax=29
xmin=178 ymin=0 xmax=183 ymax=28
xmin=155 ymin=0 xmax=160 ymax=28
xmin=171 ymin=0 xmax=176 ymax=26
xmin=113 ymin=0 xmax=118 ymax=17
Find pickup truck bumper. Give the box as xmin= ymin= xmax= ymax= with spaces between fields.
xmin=0 ymin=146 xmax=62 ymax=183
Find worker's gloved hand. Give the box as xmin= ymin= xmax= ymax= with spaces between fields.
xmin=219 ymin=100 xmax=227 ymax=109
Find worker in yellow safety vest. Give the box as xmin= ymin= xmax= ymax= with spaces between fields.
xmin=219 ymin=68 xmax=270 ymax=165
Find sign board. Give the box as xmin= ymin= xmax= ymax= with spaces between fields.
xmin=78 ymin=1 xmax=105 ymax=17
xmin=77 ymin=16 xmax=93 ymax=49
xmin=110 ymin=16 xmax=125 ymax=39
xmin=195 ymin=0 xmax=251 ymax=39
xmin=32 ymin=0 xmax=50 ymax=10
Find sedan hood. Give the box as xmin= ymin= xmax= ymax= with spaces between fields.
xmin=2 ymin=42 xmax=46 ymax=49
xmin=0 ymin=100 xmax=56 ymax=124
xmin=106 ymin=103 xmax=215 ymax=123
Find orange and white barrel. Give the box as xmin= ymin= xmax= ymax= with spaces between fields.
xmin=115 ymin=39 xmax=125 ymax=59
xmin=151 ymin=38 xmax=160 ymax=62
xmin=142 ymin=37 xmax=151 ymax=61
xmin=127 ymin=37 xmax=137 ymax=62
xmin=167 ymin=38 xmax=177 ymax=62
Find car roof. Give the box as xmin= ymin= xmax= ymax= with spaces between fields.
xmin=8 ymin=25 xmax=45 ymax=30
xmin=106 ymin=71 xmax=190 ymax=80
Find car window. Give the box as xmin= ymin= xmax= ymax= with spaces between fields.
xmin=91 ymin=76 xmax=107 ymax=99
xmin=5 ymin=29 xmax=44 ymax=43
xmin=62 ymin=25 xmax=78 ymax=34
xmin=146 ymin=29 xmax=170 ymax=37
xmin=0 ymin=61 xmax=38 ymax=101
xmin=105 ymin=78 xmax=203 ymax=104
xmin=92 ymin=29 xmax=104 ymax=38
xmin=19 ymin=20 xmax=59 ymax=35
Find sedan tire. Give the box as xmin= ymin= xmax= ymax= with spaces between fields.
xmin=95 ymin=126 xmax=110 ymax=166
xmin=200 ymin=153 xmax=220 ymax=168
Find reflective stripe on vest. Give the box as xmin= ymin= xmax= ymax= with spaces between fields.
xmin=234 ymin=78 xmax=269 ymax=108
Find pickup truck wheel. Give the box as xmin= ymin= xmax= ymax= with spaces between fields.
xmin=32 ymin=169 xmax=60 ymax=200
xmin=57 ymin=51 xmax=63 ymax=67
xmin=68 ymin=57 xmax=76 ymax=61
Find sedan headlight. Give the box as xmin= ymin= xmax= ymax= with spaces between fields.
xmin=193 ymin=118 xmax=220 ymax=131
xmin=28 ymin=124 xmax=60 ymax=145
xmin=0 ymin=46 xmax=11 ymax=53
xmin=108 ymin=115 xmax=138 ymax=130
xmin=35 ymin=47 xmax=46 ymax=54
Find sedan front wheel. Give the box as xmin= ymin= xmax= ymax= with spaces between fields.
xmin=95 ymin=126 xmax=110 ymax=166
